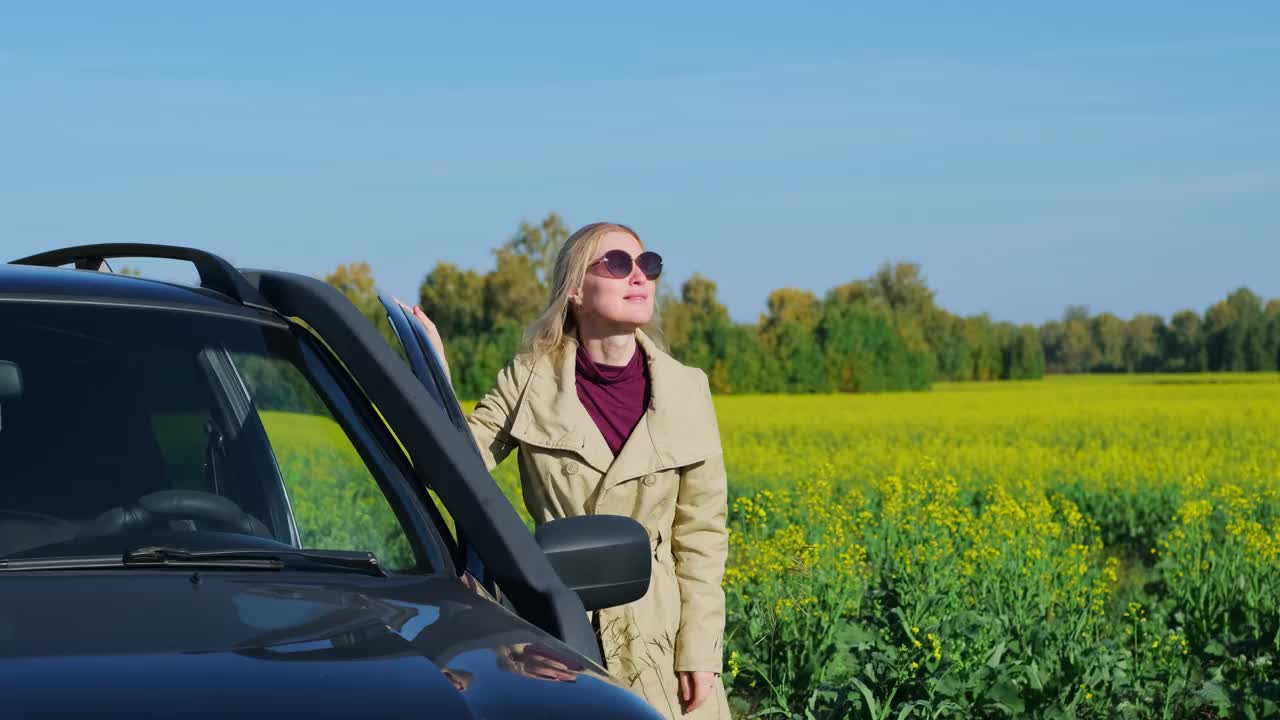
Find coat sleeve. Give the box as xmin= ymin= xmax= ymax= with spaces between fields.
xmin=464 ymin=360 xmax=525 ymax=473
xmin=671 ymin=373 xmax=729 ymax=674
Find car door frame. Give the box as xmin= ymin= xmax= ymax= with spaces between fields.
xmin=377 ymin=291 xmax=503 ymax=597
xmin=377 ymin=292 xmax=471 ymax=436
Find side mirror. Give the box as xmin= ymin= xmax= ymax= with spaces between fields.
xmin=534 ymin=514 xmax=651 ymax=611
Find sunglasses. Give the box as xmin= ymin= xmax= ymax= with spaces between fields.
xmin=589 ymin=249 xmax=663 ymax=280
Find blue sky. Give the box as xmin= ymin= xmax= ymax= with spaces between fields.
xmin=2 ymin=3 xmax=1278 ymax=324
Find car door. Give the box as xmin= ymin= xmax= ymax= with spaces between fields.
xmin=376 ymin=291 xmax=501 ymax=596
xmin=378 ymin=292 xmax=470 ymax=435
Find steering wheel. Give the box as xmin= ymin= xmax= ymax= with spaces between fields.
xmin=81 ymin=490 xmax=273 ymax=540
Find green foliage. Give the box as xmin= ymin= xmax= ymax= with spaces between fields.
xmin=927 ymin=311 xmax=973 ymax=382
xmin=260 ymin=412 xmax=416 ymax=571
xmin=323 ymin=262 xmax=402 ymax=352
xmin=417 ymin=262 xmax=487 ymax=337
xmin=774 ymin=322 xmax=829 ymax=393
xmin=1044 ymin=288 xmax=1279 ymax=376
xmin=1091 ymin=313 xmax=1128 ymax=372
xmin=1062 ymin=316 xmax=1099 ymax=374
xmin=483 ymin=248 xmax=545 ymax=330
xmin=321 ymin=212 xmax=1278 ymax=399
xmin=1124 ymin=314 xmax=1166 ymax=373
xmin=662 ymin=274 xmax=733 ymax=377
xmin=446 ymin=323 xmax=523 ymax=400
xmin=1002 ymin=325 xmax=1045 ymax=380
xmin=819 ymin=303 xmax=930 ymax=393
xmin=963 ymin=315 xmax=1002 ymax=381
xmin=504 ymin=212 xmax=570 ymax=289
xmin=235 ymin=355 xmax=329 ymax=414
xmin=718 ymin=324 xmax=782 ymax=394
xmin=1266 ymin=309 xmax=1280 ymax=372
xmin=1166 ymin=310 xmax=1206 ymax=372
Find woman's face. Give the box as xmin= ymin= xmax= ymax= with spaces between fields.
xmin=575 ymin=231 xmax=656 ymax=330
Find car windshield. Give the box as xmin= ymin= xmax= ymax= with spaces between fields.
xmin=0 ymin=300 xmax=422 ymax=571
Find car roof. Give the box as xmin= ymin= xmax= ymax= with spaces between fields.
xmin=0 ymin=263 xmax=278 ymax=323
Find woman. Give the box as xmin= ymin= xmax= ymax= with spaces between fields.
xmin=404 ymin=222 xmax=731 ymax=718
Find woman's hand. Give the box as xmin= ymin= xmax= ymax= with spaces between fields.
xmin=678 ymin=670 xmax=717 ymax=713
xmin=394 ymin=298 xmax=450 ymax=378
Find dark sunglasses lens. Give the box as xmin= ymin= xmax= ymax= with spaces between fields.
xmin=603 ymin=249 xmax=634 ymax=278
xmin=637 ymin=251 xmax=663 ymax=279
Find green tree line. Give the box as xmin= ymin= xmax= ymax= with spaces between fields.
xmin=1040 ymin=292 xmax=1280 ymax=374
xmin=315 ymin=213 xmax=1278 ymax=397
xmin=322 ymin=214 xmax=1044 ymax=398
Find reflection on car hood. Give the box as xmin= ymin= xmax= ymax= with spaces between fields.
xmin=0 ymin=572 xmax=659 ymax=719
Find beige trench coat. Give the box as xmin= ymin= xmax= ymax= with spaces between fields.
xmin=465 ymin=329 xmax=731 ymax=719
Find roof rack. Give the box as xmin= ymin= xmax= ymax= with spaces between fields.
xmin=11 ymin=243 xmax=270 ymax=308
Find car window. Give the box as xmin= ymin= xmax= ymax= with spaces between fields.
xmin=230 ymin=352 xmax=415 ymax=569
xmin=0 ymin=301 xmax=422 ymax=572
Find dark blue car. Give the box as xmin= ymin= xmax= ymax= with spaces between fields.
xmin=0 ymin=244 xmax=661 ymax=719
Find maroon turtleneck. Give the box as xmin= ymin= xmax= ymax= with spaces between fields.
xmin=574 ymin=342 xmax=651 ymax=456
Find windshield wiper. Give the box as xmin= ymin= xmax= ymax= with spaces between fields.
xmin=125 ymin=546 xmax=387 ymax=576
xmin=0 ymin=556 xmax=123 ymax=572
xmin=0 ymin=547 xmax=385 ymax=576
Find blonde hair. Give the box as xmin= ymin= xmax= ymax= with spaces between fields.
xmin=521 ymin=221 xmax=664 ymax=361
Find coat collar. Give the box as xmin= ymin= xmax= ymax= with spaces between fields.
xmin=508 ymin=329 xmax=714 ymax=483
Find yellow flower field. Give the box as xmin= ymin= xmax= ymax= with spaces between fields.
xmin=488 ymin=373 xmax=1280 ymax=717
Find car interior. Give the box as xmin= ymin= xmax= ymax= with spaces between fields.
xmin=0 ymin=313 xmax=298 ymax=558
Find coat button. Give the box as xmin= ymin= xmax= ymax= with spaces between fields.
xmin=641 ymin=474 xmax=657 ymax=487
xmin=563 ymin=461 xmax=579 ymax=476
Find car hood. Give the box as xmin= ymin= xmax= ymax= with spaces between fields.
xmin=0 ymin=571 xmax=658 ymax=719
